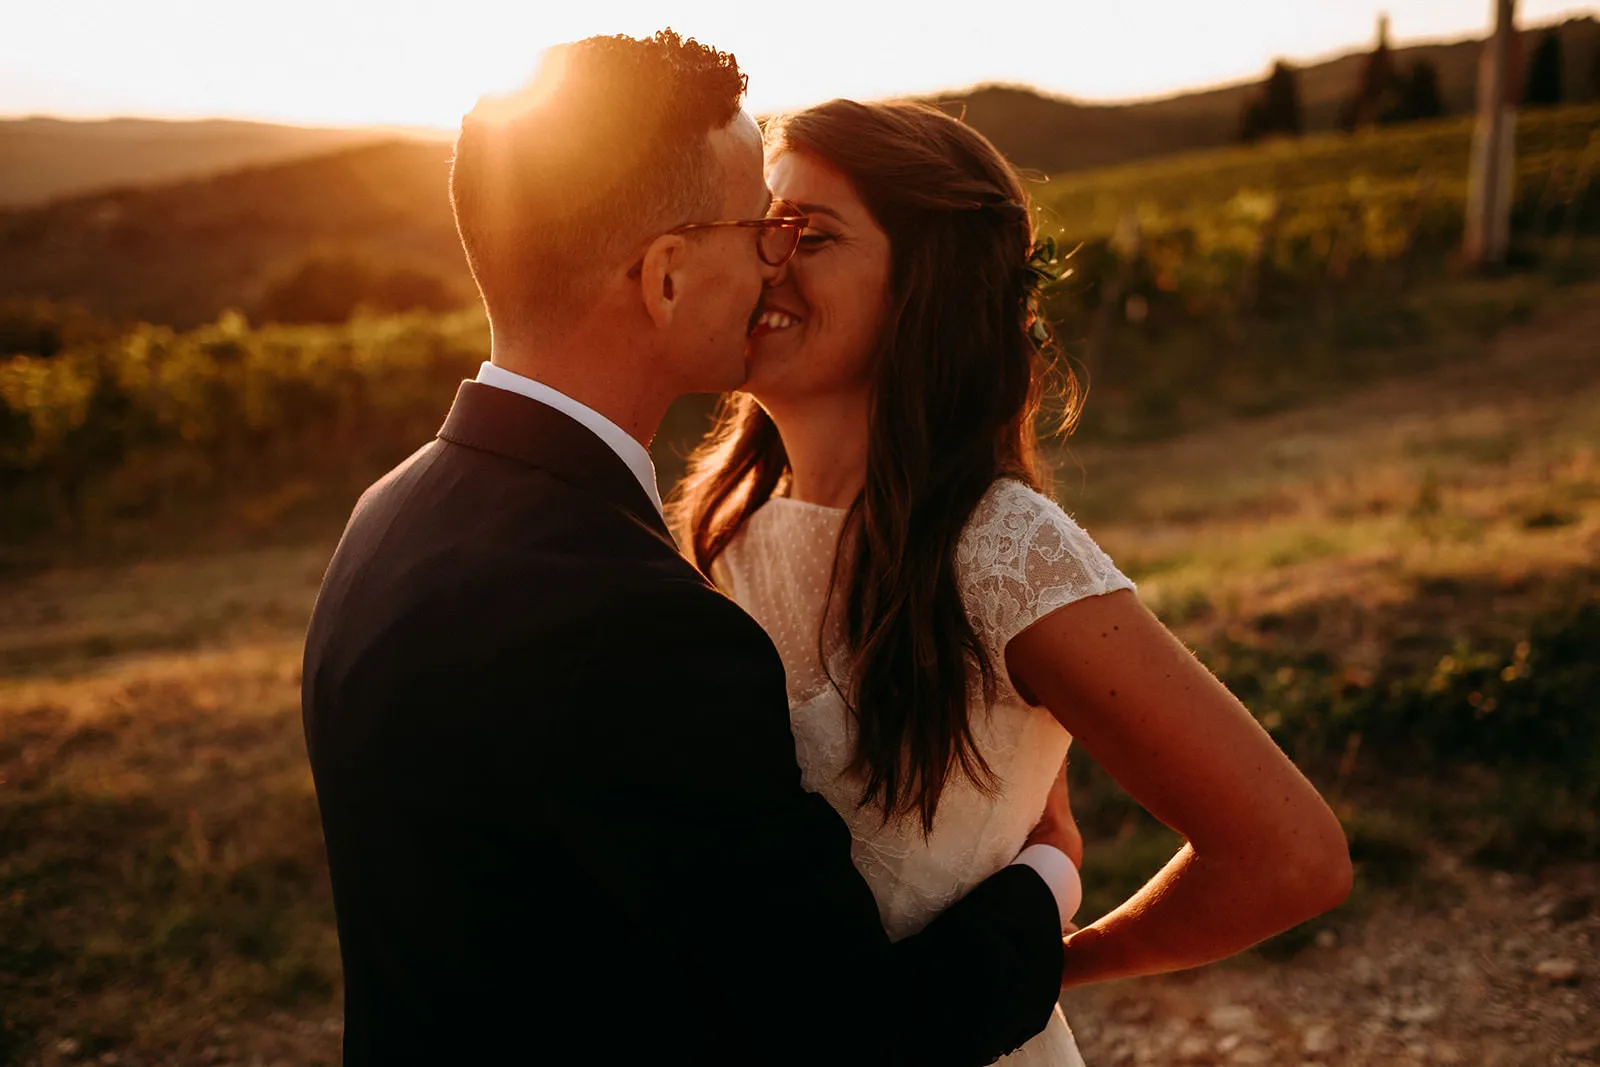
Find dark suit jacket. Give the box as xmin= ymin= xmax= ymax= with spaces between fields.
xmin=302 ymin=381 xmax=1064 ymax=1065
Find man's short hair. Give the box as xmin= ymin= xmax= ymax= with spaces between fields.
xmin=450 ymin=30 xmax=747 ymax=333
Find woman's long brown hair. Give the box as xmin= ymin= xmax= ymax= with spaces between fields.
xmin=669 ymin=100 xmax=1081 ymax=833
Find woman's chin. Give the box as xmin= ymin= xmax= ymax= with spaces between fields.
xmin=744 ymin=333 xmax=788 ymax=376
xmin=749 ymin=327 xmax=826 ymax=395
xmin=748 ymin=325 xmax=792 ymax=354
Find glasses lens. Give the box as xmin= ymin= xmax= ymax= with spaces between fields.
xmin=758 ymin=201 xmax=807 ymax=266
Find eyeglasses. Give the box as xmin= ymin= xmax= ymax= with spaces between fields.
xmin=629 ymin=200 xmax=811 ymax=276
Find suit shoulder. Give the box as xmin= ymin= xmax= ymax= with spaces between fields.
xmin=591 ymin=569 xmax=772 ymax=650
xmin=345 ymin=439 xmax=442 ymax=513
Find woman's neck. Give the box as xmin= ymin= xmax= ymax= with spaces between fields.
xmin=767 ymin=393 xmax=870 ymax=510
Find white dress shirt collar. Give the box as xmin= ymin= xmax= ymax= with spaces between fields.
xmin=473 ymin=361 xmax=664 ymax=517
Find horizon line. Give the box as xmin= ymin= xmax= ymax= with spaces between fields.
xmin=2 ymin=11 xmax=1592 ymax=134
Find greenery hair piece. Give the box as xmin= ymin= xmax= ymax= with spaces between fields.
xmin=1022 ymin=234 xmax=1071 ymax=345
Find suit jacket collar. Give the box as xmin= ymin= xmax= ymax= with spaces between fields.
xmin=437 ymin=380 xmax=672 ymax=539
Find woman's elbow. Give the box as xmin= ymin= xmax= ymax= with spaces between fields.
xmin=1284 ymin=812 xmax=1354 ymax=917
xmin=1305 ymin=844 xmax=1354 ymax=916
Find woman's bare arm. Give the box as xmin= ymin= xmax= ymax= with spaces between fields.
xmin=1004 ymin=588 xmax=1352 ymax=987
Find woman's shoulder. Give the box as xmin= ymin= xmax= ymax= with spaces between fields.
xmin=963 ymin=477 xmax=1064 ymax=529
xmin=956 ymin=478 xmax=1135 ymax=656
xmin=957 ymin=478 xmax=1097 ymax=563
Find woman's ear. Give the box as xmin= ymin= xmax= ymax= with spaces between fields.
xmin=638 ymin=235 xmax=687 ymax=329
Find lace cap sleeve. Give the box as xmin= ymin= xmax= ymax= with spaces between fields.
xmin=957 ymin=479 xmax=1135 ymax=690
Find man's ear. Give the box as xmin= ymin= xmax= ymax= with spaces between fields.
xmin=638 ymin=235 xmax=688 ymax=329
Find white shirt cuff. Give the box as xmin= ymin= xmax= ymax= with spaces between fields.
xmin=1011 ymin=844 xmax=1082 ymax=931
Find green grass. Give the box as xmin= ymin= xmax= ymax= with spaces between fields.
xmin=0 ymin=643 xmax=340 ymax=1065
xmin=1019 ymin=105 xmax=1600 ymax=447
xmin=0 ymin=548 xmax=336 ymax=1063
xmin=1036 ymin=103 xmax=1600 ymax=244
xmin=1051 ymin=240 xmax=1600 ymax=443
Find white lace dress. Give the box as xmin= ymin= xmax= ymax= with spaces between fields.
xmin=713 ymin=478 xmax=1135 ymax=1066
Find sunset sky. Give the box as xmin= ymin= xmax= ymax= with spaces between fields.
xmin=3 ymin=0 xmax=1595 ymax=130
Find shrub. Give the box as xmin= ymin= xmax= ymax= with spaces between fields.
xmin=0 ymin=311 xmax=487 ymax=540
xmin=254 ymin=253 xmax=467 ymax=325
xmin=0 ymin=300 xmax=107 ymax=359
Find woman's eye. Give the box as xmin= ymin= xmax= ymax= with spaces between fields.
xmin=798 ymin=230 xmax=835 ymax=249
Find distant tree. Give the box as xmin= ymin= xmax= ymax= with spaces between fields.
xmin=1340 ymin=14 xmax=1404 ymax=131
xmin=0 ymin=299 xmax=105 ymax=358
xmin=0 ymin=302 xmax=65 ymax=358
xmin=1263 ymin=62 xmax=1305 ymax=136
xmin=371 ymin=266 xmax=467 ymax=317
xmin=1241 ymin=61 xmax=1305 ymax=142
xmin=1524 ymin=29 xmax=1564 ymax=106
xmin=1384 ymin=61 xmax=1445 ymax=124
xmin=255 ymin=254 xmax=465 ymax=325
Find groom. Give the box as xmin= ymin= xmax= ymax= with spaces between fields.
xmin=302 ymin=30 xmax=1076 ymax=1066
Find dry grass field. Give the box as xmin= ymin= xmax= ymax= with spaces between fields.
xmin=3 ymin=282 xmax=1598 ymax=1066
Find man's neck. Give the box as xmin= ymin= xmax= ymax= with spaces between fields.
xmin=489 ymin=330 xmax=670 ymax=449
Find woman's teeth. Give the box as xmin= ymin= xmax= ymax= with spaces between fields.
xmin=755 ymin=310 xmax=800 ymax=331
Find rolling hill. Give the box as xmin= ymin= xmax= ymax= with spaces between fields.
xmin=930 ymin=15 xmax=1599 ymax=176
xmin=0 ymin=116 xmax=448 ymax=209
xmin=0 ymin=140 xmax=467 ymax=328
xmin=1 ymin=16 xmax=1594 ymax=328
xmin=5 ymin=16 xmax=1594 ymax=212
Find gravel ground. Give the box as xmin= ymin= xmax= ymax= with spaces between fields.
xmin=1060 ymin=862 xmax=1598 ymax=1067
xmin=37 ymin=863 xmax=1592 ymax=1067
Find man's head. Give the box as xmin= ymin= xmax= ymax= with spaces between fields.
xmin=451 ymin=30 xmax=776 ymax=393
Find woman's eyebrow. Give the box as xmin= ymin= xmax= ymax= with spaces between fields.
xmin=792 ymin=201 xmax=844 ymax=223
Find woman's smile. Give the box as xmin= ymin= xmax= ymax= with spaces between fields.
xmin=750 ymin=307 xmax=803 ymax=337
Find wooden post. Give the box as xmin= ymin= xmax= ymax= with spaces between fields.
xmin=1465 ymin=0 xmax=1519 ymax=267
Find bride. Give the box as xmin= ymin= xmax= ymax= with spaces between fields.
xmin=671 ymin=99 xmax=1351 ymax=1064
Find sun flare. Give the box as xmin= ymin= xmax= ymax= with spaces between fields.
xmin=2 ymin=0 xmax=1595 ymax=130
